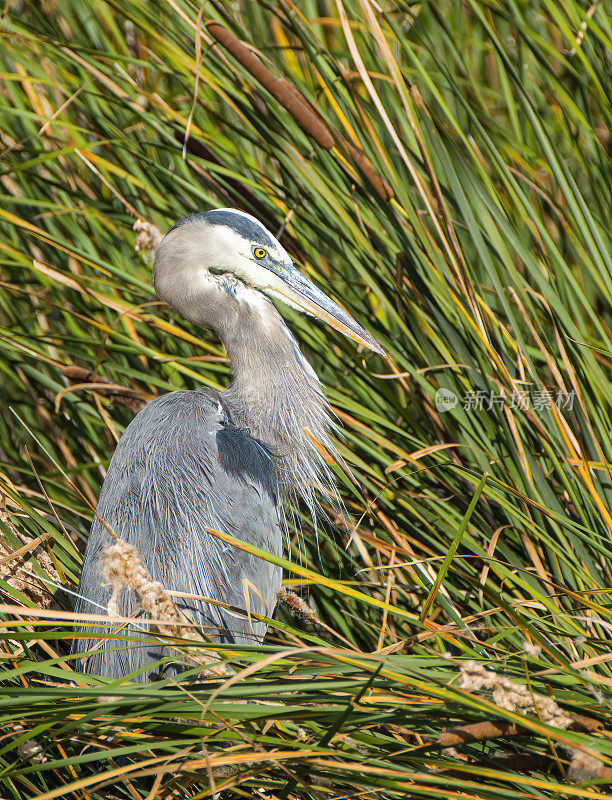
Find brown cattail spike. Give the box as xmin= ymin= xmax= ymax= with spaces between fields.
xmin=205 ymin=21 xmax=393 ymax=201
xmin=276 ymin=588 xmax=322 ymax=626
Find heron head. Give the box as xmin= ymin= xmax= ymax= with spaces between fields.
xmin=153 ymin=208 xmax=384 ymax=355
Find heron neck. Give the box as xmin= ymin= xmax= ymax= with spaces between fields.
xmin=219 ymin=296 xmax=337 ymax=509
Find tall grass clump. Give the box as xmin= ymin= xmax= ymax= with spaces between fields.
xmin=0 ymin=0 xmax=611 ymax=797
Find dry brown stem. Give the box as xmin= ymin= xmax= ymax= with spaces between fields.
xmin=61 ymin=366 xmax=149 ymax=412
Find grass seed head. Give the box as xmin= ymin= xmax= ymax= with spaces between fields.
xmin=459 ymin=660 xmax=573 ymax=728
xmin=101 ymin=540 xmax=182 ymax=636
xmin=133 ymin=219 xmax=163 ymax=252
xmin=567 ymin=749 xmax=606 ymax=782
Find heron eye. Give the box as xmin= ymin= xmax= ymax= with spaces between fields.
xmin=253 ymin=247 xmax=267 ymax=260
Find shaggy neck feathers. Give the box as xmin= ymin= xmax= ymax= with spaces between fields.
xmin=219 ymin=288 xmax=339 ymax=516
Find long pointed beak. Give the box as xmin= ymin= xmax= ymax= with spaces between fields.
xmin=270 ymin=266 xmax=385 ymax=356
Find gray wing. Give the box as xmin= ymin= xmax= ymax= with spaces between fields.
xmin=72 ymin=391 xmax=282 ymax=681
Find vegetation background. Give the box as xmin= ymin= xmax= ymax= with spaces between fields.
xmin=0 ymin=0 xmax=611 ymax=797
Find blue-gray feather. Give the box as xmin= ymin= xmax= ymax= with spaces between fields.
xmin=167 ymin=209 xmax=276 ymax=248
xmin=72 ymin=391 xmax=281 ymax=681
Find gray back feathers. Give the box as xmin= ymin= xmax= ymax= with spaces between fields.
xmin=73 ymin=392 xmax=282 ymax=680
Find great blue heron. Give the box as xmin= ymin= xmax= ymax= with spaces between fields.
xmin=72 ymin=209 xmax=382 ymax=681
